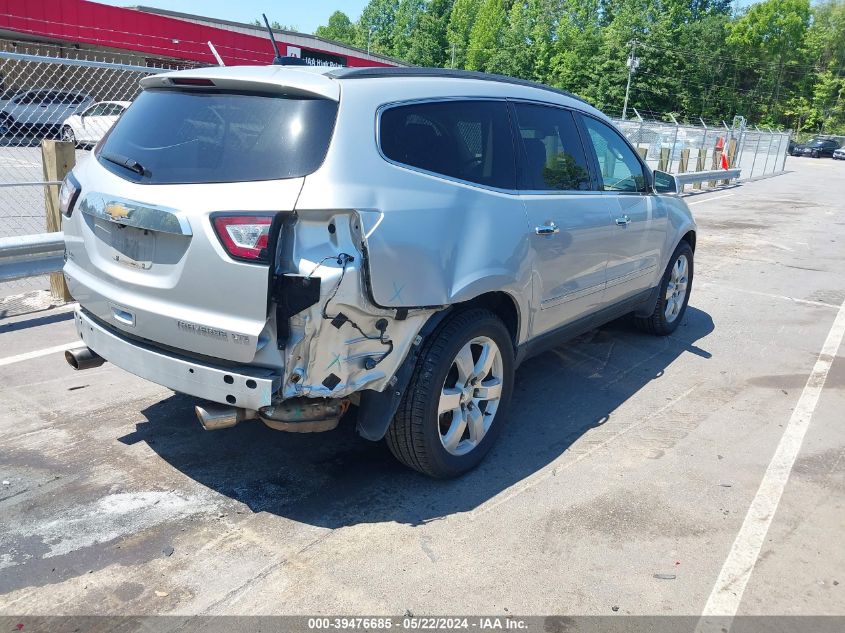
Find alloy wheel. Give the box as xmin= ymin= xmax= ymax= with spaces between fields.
xmin=664 ymin=253 xmax=689 ymax=323
xmin=437 ymin=336 xmax=504 ymax=456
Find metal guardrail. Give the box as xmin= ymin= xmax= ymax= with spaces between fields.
xmin=0 ymin=232 xmax=65 ymax=282
xmin=675 ymin=168 xmax=741 ymax=186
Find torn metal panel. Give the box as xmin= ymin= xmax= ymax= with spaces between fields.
xmin=276 ymin=209 xmax=435 ymax=400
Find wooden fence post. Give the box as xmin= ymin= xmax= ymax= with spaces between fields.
xmin=41 ymin=139 xmax=75 ymax=302
xmin=679 ymin=148 xmax=690 ymax=193
xmin=709 ymin=147 xmax=721 ymax=188
xmin=694 ymin=149 xmax=706 ymax=190
xmin=636 ymin=147 xmax=648 ymax=161
xmin=722 ymin=138 xmax=737 ymax=186
xmin=658 ymin=147 xmax=670 ymax=172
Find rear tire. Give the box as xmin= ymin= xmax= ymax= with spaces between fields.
xmin=635 ymin=241 xmax=693 ymax=336
xmin=386 ymin=308 xmax=514 ymax=478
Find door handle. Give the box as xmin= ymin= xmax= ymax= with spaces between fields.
xmin=615 ymin=215 xmax=631 ymax=226
xmin=535 ymin=222 xmax=560 ymax=236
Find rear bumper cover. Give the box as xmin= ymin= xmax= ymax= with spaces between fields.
xmin=74 ymin=307 xmax=279 ymax=410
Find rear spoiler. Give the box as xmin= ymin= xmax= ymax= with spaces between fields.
xmin=139 ymin=68 xmax=340 ymax=101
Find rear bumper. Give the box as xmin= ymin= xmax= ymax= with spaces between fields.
xmin=74 ymin=307 xmax=280 ymax=410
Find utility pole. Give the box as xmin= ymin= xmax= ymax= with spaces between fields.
xmin=622 ymin=39 xmax=639 ymax=120
xmin=367 ymin=25 xmax=376 ymax=56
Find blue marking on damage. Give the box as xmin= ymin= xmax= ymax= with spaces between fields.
xmin=390 ymin=281 xmax=405 ymax=303
xmin=326 ymin=353 xmax=342 ymax=371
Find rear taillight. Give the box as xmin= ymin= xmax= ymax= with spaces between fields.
xmin=59 ymin=171 xmax=81 ymax=217
xmin=211 ymin=214 xmax=273 ymax=263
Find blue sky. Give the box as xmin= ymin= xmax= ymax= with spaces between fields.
xmin=98 ymin=0 xmax=366 ymax=35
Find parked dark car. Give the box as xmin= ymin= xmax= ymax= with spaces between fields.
xmin=792 ymin=137 xmax=841 ymax=158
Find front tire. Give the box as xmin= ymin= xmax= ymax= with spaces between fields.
xmin=386 ymin=308 xmax=514 ymax=478
xmin=635 ymin=241 xmax=693 ymax=336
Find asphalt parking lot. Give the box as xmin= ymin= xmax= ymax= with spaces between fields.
xmin=0 ymin=158 xmax=843 ymax=618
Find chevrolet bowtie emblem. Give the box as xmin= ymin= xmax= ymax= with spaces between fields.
xmin=105 ymin=202 xmax=132 ymax=221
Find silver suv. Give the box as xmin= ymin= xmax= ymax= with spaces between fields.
xmin=61 ymin=66 xmax=696 ymax=478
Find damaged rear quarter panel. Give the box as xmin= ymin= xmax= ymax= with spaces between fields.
xmin=278 ymin=209 xmax=434 ymax=400
xmin=295 ymin=79 xmax=534 ymax=335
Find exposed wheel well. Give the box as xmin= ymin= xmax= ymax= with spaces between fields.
xmin=454 ymin=291 xmax=520 ymax=348
xmin=682 ymin=230 xmax=696 ymax=252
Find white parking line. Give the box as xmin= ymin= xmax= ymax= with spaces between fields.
xmin=699 ymin=282 xmax=839 ymax=309
xmin=701 ymin=298 xmax=845 ymax=619
xmin=687 ymin=193 xmax=735 ymax=206
xmin=0 ymin=342 xmax=83 ymax=368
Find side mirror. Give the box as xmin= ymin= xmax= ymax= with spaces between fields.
xmin=653 ymin=170 xmax=677 ymax=194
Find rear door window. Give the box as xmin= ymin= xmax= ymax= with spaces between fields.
xmin=512 ymin=103 xmax=592 ymax=191
xmin=379 ymin=100 xmax=517 ymax=190
xmin=85 ymin=104 xmax=106 ymax=117
xmin=97 ymin=89 xmax=339 ymax=184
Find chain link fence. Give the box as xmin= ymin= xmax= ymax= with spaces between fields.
xmin=611 ymin=115 xmax=790 ymax=181
xmin=0 ymin=39 xmax=200 ymax=297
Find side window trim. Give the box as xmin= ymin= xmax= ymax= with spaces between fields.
xmin=376 ymin=97 xmax=520 ymax=194
xmin=505 ymin=98 xmax=601 ymax=193
xmin=576 ymin=111 xmax=652 ymax=195
xmin=572 ymin=108 xmax=602 ymax=192
xmin=506 ymin=100 xmax=531 ymax=191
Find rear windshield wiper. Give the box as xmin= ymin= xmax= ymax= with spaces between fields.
xmin=99 ymin=151 xmax=150 ymax=178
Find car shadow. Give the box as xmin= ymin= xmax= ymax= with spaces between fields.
xmin=122 ymin=306 xmax=714 ymax=528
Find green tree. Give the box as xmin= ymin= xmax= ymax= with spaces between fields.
xmin=407 ymin=0 xmax=455 ymax=66
xmin=490 ymin=0 xmax=555 ymax=80
xmin=727 ymin=0 xmax=811 ymax=120
xmin=312 ymin=0 xmax=845 ymax=132
xmin=446 ymin=0 xmax=482 ymax=67
xmin=356 ymin=0 xmax=401 ymax=54
xmin=315 ymin=11 xmax=357 ymax=44
xmin=251 ymin=18 xmax=298 ymax=31
xmin=465 ymin=0 xmax=507 ymax=71
xmin=392 ymin=0 xmax=426 ymax=58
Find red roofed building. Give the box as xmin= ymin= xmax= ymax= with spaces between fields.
xmin=0 ymin=0 xmax=401 ymax=68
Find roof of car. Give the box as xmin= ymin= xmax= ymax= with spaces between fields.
xmin=146 ymin=65 xmax=598 ymax=112
xmin=328 ymin=67 xmax=593 ymax=107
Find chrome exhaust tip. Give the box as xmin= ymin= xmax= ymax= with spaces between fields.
xmin=195 ymin=403 xmax=246 ymax=431
xmin=65 ymin=346 xmax=106 ymax=370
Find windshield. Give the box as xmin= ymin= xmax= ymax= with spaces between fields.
xmin=97 ymin=89 xmax=338 ymax=184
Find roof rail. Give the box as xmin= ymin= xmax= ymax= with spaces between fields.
xmin=327 ymin=67 xmax=593 ymax=107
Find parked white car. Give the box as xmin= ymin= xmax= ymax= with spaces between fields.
xmin=60 ymin=100 xmax=131 ymax=146
xmin=0 ymin=88 xmax=93 ymax=136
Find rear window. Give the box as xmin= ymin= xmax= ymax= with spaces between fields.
xmin=97 ymin=89 xmax=338 ymax=184
xmin=379 ymin=100 xmax=516 ymax=190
